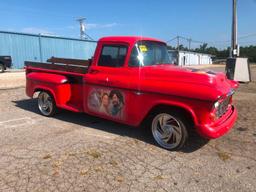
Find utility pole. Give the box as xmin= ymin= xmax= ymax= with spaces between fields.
xmin=177 ymin=36 xmax=180 ymax=51
xmin=76 ymin=17 xmax=86 ymax=40
xmin=231 ymin=0 xmax=238 ymax=57
xmin=226 ymin=0 xmax=251 ymax=82
xmin=188 ymin=38 xmax=192 ymax=51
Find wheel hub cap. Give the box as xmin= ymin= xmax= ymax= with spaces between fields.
xmin=152 ymin=113 xmax=182 ymax=149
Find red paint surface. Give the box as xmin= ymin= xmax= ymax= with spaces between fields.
xmin=25 ymin=36 xmax=239 ymax=139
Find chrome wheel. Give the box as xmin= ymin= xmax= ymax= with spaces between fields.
xmin=38 ymin=92 xmax=54 ymax=116
xmin=151 ymin=113 xmax=183 ymax=150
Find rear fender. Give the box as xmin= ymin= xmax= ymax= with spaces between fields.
xmin=26 ymin=72 xmax=71 ymax=106
xmin=27 ymin=72 xmax=68 ymax=84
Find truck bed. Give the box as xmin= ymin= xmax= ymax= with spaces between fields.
xmin=25 ymin=57 xmax=91 ymax=112
xmin=25 ymin=57 xmax=90 ymax=74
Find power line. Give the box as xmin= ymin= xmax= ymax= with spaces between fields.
xmin=236 ymin=40 xmax=256 ymax=45
xmin=166 ymin=35 xmax=207 ymax=50
xmin=206 ymin=33 xmax=256 ymax=45
xmin=166 ymin=37 xmax=178 ymax=43
xmin=238 ymin=33 xmax=256 ymax=40
xmin=85 ymin=33 xmax=94 ymax=41
xmin=166 ymin=33 xmax=256 ymax=48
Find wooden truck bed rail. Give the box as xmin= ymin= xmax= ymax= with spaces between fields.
xmin=47 ymin=57 xmax=91 ymax=66
xmin=25 ymin=60 xmax=89 ymax=74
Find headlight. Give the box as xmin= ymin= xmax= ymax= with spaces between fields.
xmin=213 ymin=101 xmax=220 ymax=109
xmin=212 ymin=97 xmax=232 ymax=120
xmin=211 ymin=90 xmax=234 ymax=121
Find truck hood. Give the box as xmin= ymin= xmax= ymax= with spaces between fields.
xmin=138 ymin=64 xmax=238 ymax=101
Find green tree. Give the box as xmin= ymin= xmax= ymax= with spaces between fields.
xmin=166 ymin=43 xmax=256 ymax=62
xmin=240 ymin=46 xmax=256 ymax=62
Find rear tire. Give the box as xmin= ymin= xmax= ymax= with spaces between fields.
xmin=0 ymin=64 xmax=4 ymax=73
xmin=38 ymin=91 xmax=56 ymax=117
xmin=150 ymin=110 xmax=188 ymax=150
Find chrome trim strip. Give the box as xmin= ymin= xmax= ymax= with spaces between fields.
xmin=227 ymin=89 xmax=235 ymax=97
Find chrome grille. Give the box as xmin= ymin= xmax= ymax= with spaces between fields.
xmin=216 ymin=96 xmax=231 ymax=118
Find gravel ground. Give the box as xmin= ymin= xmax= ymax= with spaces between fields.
xmin=191 ymin=64 xmax=256 ymax=82
xmin=0 ymin=66 xmax=255 ymax=192
xmin=0 ymin=71 xmax=25 ymax=89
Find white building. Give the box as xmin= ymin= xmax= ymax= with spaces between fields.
xmin=168 ymin=50 xmax=213 ymax=66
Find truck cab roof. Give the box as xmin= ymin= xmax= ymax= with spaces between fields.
xmin=98 ymin=36 xmax=165 ymax=45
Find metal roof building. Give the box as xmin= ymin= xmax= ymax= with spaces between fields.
xmin=0 ymin=31 xmax=97 ymax=68
xmin=168 ymin=50 xmax=213 ymax=66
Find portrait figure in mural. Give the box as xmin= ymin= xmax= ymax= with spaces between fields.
xmin=88 ymin=90 xmax=101 ymax=109
xmin=108 ymin=90 xmax=124 ymax=118
xmin=99 ymin=92 xmax=109 ymax=115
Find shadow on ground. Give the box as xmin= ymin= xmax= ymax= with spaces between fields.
xmin=13 ymin=99 xmax=209 ymax=153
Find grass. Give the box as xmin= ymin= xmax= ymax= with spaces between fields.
xmin=217 ymin=152 xmax=231 ymax=161
xmin=87 ymin=149 xmax=101 ymax=159
xmin=42 ymin=154 xmax=52 ymax=159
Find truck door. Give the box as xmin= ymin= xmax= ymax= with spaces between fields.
xmin=84 ymin=43 xmax=131 ymax=123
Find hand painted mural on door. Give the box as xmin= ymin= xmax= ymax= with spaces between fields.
xmin=88 ymin=88 xmax=125 ymax=119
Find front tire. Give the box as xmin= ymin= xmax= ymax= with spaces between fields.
xmin=150 ymin=111 xmax=188 ymax=150
xmin=38 ymin=91 xmax=56 ymax=117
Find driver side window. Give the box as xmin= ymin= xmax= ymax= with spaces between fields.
xmin=98 ymin=45 xmax=127 ymax=67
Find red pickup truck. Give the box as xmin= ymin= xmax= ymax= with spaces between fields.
xmin=25 ymin=36 xmax=238 ymax=150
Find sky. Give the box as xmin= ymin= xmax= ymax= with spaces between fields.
xmin=1 ymin=0 xmax=256 ymax=49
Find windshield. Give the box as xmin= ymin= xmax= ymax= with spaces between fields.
xmin=129 ymin=41 xmax=171 ymax=67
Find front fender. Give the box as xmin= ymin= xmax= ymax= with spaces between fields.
xmin=147 ymin=100 xmax=199 ymax=126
